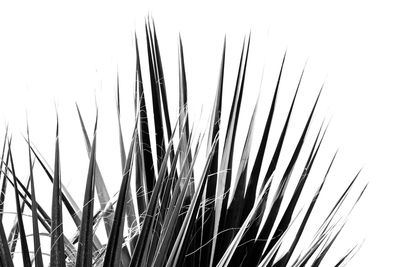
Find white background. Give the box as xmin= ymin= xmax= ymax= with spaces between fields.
xmin=0 ymin=1 xmax=399 ymax=266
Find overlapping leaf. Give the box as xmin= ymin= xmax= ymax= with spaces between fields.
xmin=0 ymin=23 xmax=365 ymax=267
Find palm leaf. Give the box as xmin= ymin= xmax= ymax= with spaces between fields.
xmin=75 ymin=104 xmax=114 ymax=237
xmin=9 ymin=142 xmax=31 ymax=267
xmin=0 ymin=127 xmax=9 ymax=222
xmin=200 ymin=38 xmax=226 ymax=266
xmin=75 ymin=114 xmax=98 ymax=267
xmin=134 ymin=32 xmax=154 ymax=208
xmin=0 ymin=25 xmax=366 ymax=267
xmin=116 ymin=75 xmax=139 ymax=254
xmin=0 ymin=218 xmax=13 ymax=267
xmin=27 ymin=122 xmax=44 ymax=267
xmin=103 ymin=117 xmax=139 ymax=267
xmin=50 ymin=118 xmax=65 ymax=267
xmin=211 ymin=36 xmax=250 ymax=265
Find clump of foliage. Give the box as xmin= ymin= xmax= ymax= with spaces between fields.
xmin=0 ymin=21 xmax=365 ymax=267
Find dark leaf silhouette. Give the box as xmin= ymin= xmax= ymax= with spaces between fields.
xmin=0 ymin=22 xmax=365 ymax=267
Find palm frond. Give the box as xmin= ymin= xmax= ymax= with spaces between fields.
xmin=0 ymin=22 xmax=365 ymax=267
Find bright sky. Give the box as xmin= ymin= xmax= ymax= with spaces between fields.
xmin=0 ymin=1 xmax=399 ymax=266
